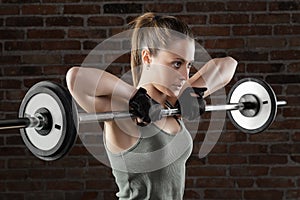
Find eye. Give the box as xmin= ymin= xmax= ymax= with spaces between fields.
xmin=172 ymin=61 xmax=183 ymax=69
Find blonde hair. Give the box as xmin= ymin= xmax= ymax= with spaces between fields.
xmin=129 ymin=12 xmax=194 ymax=87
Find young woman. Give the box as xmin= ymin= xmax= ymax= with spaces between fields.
xmin=66 ymin=12 xmax=237 ymax=200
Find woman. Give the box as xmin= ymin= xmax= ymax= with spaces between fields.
xmin=67 ymin=12 xmax=237 ymax=200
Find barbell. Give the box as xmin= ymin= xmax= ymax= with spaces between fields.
xmin=0 ymin=78 xmax=287 ymax=161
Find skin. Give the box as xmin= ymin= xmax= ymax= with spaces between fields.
xmin=66 ymin=38 xmax=237 ymax=153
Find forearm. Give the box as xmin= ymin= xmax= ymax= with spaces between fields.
xmin=187 ymin=57 xmax=237 ymax=97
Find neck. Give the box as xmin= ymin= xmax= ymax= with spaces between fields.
xmin=138 ymin=83 xmax=178 ymax=107
xmin=139 ymin=84 xmax=167 ymax=105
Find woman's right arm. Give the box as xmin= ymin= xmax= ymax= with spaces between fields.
xmin=66 ymin=67 xmax=136 ymax=113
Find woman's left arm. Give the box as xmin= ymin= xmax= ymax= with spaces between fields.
xmin=186 ymin=56 xmax=238 ymax=98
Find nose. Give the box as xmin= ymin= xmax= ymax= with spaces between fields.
xmin=179 ymin=65 xmax=189 ymax=81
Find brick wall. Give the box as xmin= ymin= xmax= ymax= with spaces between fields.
xmin=0 ymin=1 xmax=299 ymax=199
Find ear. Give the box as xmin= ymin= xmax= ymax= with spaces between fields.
xmin=141 ymin=49 xmax=152 ymax=65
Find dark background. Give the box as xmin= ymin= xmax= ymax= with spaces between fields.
xmin=0 ymin=0 xmax=300 ymax=199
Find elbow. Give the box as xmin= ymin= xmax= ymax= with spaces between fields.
xmin=66 ymin=66 xmax=80 ymax=93
xmin=218 ymin=56 xmax=238 ymax=86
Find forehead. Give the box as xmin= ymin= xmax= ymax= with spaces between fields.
xmin=160 ymin=39 xmax=195 ymax=61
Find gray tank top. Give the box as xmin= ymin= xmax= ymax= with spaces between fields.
xmin=105 ymin=119 xmax=193 ymax=200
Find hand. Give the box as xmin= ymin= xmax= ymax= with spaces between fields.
xmin=129 ymin=87 xmax=162 ymax=126
xmin=175 ymin=87 xmax=207 ymax=120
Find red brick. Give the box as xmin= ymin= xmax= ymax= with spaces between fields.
xmin=256 ymin=178 xmax=294 ymax=188
xmin=236 ymin=179 xmax=254 ymax=187
xmin=292 ymin=132 xmax=300 ymax=141
xmin=5 ymin=41 xmax=41 ymax=51
xmin=6 ymin=135 xmax=24 ymax=145
xmin=229 ymin=51 xmax=268 ymax=61
xmin=22 ymin=55 xmax=62 ymax=65
xmin=252 ymin=14 xmax=290 ymax=24
xmin=0 ymin=147 xmax=26 ymax=156
xmin=249 ymin=155 xmax=288 ymax=165
xmin=64 ymin=5 xmax=100 ymax=14
xmin=192 ymin=26 xmax=230 ymax=36
xmin=24 ymin=192 xmax=64 ymax=200
xmin=249 ymin=132 xmax=289 ymax=142
xmin=186 ymin=2 xmax=225 ymax=12
xmin=271 ymin=143 xmax=300 ymax=154
xmin=68 ymin=29 xmax=106 ymax=38
xmin=0 ymin=170 xmax=28 ymax=180
xmin=0 ymin=79 xmax=22 ymax=89
xmin=247 ymin=63 xmax=285 ymax=73
xmin=274 ymin=25 xmax=300 ymax=35
xmin=46 ymin=17 xmax=83 ymax=26
xmin=176 ymin=15 xmax=206 ymax=25
xmin=247 ymin=38 xmax=286 ymax=48
xmin=6 ymin=181 xmax=43 ymax=191
xmin=43 ymin=65 xmax=70 ymax=75
xmin=266 ymin=75 xmax=300 ymax=84
xmin=7 ymin=158 xmax=46 ymax=169
xmin=208 ymin=155 xmax=247 ymax=164
xmin=144 ymin=3 xmax=182 ymax=13
xmin=6 ymin=17 xmax=43 ymax=26
xmin=230 ymin=166 xmax=269 ymax=176
xmin=271 ymin=50 xmax=300 ymax=60
xmin=86 ymin=179 xmax=117 ymax=190
xmin=0 ymin=30 xmax=24 ymax=39
xmin=83 ymin=41 xmax=98 ymax=50
xmin=270 ymin=1 xmax=300 ymax=11
xmin=27 ymin=29 xmax=65 ymax=39
xmin=287 ymin=190 xmax=300 ymax=199
xmin=104 ymin=3 xmax=142 ymax=14
xmin=205 ymin=38 xmax=244 ymax=49
xmin=244 ymin=190 xmax=283 ymax=200
xmin=88 ymin=16 xmax=124 ymax=26
xmin=271 ymin=167 xmax=300 ymax=176
xmin=210 ymin=14 xmax=249 ymax=24
xmin=42 ymin=40 xmax=81 ymax=50
xmin=196 ymin=178 xmax=234 ymax=188
xmin=0 ymin=5 xmax=19 ymax=15
xmin=43 ymin=0 xmax=79 ymax=2
xmin=229 ymin=144 xmax=267 ymax=154
xmin=46 ymin=181 xmax=84 ymax=190
xmin=289 ymin=37 xmax=300 ymax=46
xmin=187 ymin=166 xmax=227 ymax=177
xmin=227 ymin=1 xmax=267 ymax=11
xmin=233 ymin=25 xmax=272 ymax=35
xmin=64 ymin=54 xmax=87 ymax=65
xmin=0 ymin=193 xmax=23 ymax=199
xmin=22 ymin=5 xmax=59 ymax=15
xmin=205 ymin=189 xmax=242 ymax=199
xmin=283 ymin=107 xmax=300 ymax=117
xmin=29 ymin=169 xmax=65 ymax=179
xmin=183 ymin=190 xmax=201 ymax=199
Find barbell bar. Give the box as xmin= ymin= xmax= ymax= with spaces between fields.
xmin=0 ymin=99 xmax=287 ymax=128
xmin=0 ymin=78 xmax=287 ymax=161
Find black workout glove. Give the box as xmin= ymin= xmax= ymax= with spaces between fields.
xmin=129 ymin=87 xmax=162 ymax=126
xmin=175 ymin=87 xmax=207 ymax=120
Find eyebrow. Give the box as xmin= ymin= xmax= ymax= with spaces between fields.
xmin=174 ymin=57 xmax=194 ymax=64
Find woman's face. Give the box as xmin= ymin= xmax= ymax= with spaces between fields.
xmin=141 ymin=38 xmax=195 ymax=97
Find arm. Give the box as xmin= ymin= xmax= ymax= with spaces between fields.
xmin=187 ymin=57 xmax=237 ymax=97
xmin=66 ymin=67 xmax=136 ymax=113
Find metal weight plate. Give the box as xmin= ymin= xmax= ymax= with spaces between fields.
xmin=19 ymin=81 xmax=78 ymax=161
xmin=227 ymin=78 xmax=277 ymax=134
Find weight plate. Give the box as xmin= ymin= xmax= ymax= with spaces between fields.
xmin=19 ymin=81 xmax=78 ymax=161
xmin=227 ymin=78 xmax=277 ymax=134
